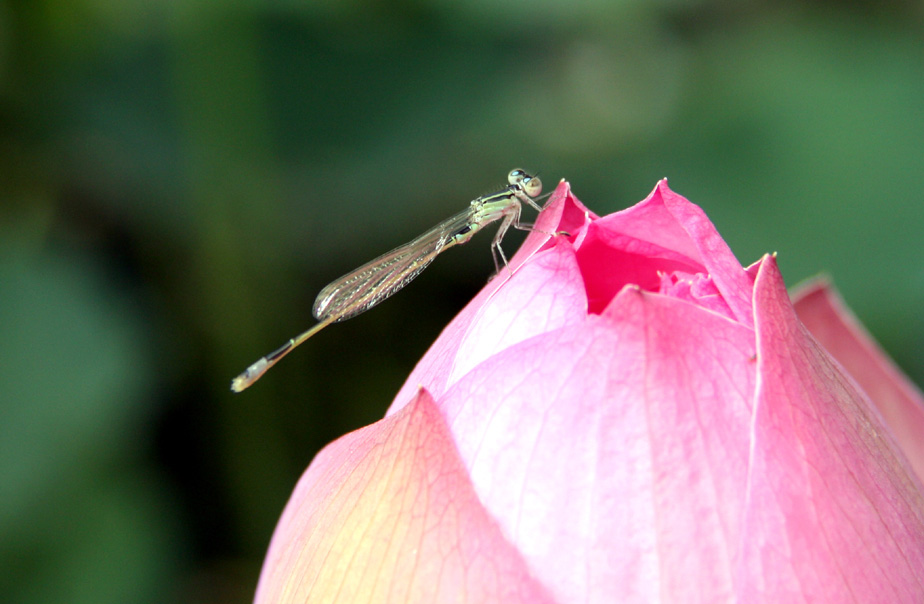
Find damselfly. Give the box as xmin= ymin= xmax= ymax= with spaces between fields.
xmin=231 ymin=168 xmax=545 ymax=392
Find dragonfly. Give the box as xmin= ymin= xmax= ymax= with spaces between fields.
xmin=231 ymin=168 xmax=546 ymax=392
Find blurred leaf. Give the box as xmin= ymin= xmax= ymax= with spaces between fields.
xmin=0 ymin=237 xmax=183 ymax=604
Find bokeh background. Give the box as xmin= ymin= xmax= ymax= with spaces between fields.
xmin=2 ymin=0 xmax=922 ymax=602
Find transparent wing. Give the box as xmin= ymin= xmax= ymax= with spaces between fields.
xmin=312 ymin=207 xmax=480 ymax=323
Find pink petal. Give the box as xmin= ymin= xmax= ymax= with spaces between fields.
xmin=438 ymin=285 xmax=759 ymax=602
xmin=572 ymin=180 xmax=754 ymax=325
xmin=739 ymin=255 xmax=924 ymax=601
xmin=658 ymin=182 xmax=755 ymax=327
xmin=792 ymin=279 xmax=924 ymax=484
xmin=446 ymin=240 xmax=587 ymax=385
xmin=255 ymin=389 xmax=555 ymax=604
xmin=658 ymin=270 xmax=735 ymax=318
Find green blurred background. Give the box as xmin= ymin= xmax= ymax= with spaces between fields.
xmin=2 ymin=0 xmax=922 ymax=602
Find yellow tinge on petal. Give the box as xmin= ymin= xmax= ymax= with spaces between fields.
xmin=255 ymin=389 xmax=552 ymax=604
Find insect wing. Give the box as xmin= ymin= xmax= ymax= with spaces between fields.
xmin=312 ymin=208 xmax=474 ymax=323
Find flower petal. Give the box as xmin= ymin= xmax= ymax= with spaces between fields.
xmin=792 ymin=279 xmax=924 ymax=483
xmin=438 ymin=285 xmax=759 ymax=602
xmin=658 ymin=181 xmax=755 ymax=326
xmin=255 ymin=388 xmax=555 ymax=604
xmin=571 ymin=180 xmax=754 ymax=325
xmin=447 ymin=241 xmax=587 ymax=385
xmin=738 ymin=255 xmax=924 ymax=601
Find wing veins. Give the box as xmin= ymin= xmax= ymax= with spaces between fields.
xmin=312 ymin=207 xmax=476 ymax=322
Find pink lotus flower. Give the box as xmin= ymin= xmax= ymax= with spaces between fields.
xmin=254 ymin=179 xmax=924 ymax=603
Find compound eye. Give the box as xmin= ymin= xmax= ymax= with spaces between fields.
xmin=523 ymin=174 xmax=542 ymax=197
xmin=507 ymin=168 xmax=527 ymax=185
